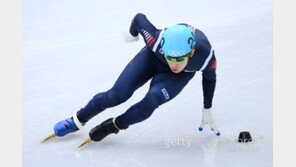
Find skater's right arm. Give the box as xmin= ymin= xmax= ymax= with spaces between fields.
xmin=123 ymin=13 xmax=160 ymax=50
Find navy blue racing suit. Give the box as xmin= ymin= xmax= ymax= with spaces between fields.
xmin=77 ymin=13 xmax=217 ymax=129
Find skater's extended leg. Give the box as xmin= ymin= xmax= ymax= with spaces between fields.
xmin=76 ymin=47 xmax=155 ymax=123
xmin=51 ymin=47 xmax=156 ymax=138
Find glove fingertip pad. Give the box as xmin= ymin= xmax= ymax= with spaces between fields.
xmin=216 ymin=131 xmax=220 ymax=136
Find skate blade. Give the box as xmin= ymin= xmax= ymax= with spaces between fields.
xmin=78 ymin=138 xmax=92 ymax=148
xmin=41 ymin=133 xmax=56 ymax=143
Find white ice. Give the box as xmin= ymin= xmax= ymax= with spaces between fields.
xmin=23 ymin=0 xmax=273 ymax=166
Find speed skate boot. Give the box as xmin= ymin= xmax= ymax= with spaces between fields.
xmin=89 ymin=118 xmax=121 ymax=142
xmin=42 ymin=109 xmax=86 ymax=143
xmin=78 ymin=118 xmax=128 ymax=148
xmin=54 ymin=110 xmax=85 ymax=137
xmin=54 ymin=117 xmax=78 ymax=137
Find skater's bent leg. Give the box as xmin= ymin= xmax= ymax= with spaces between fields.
xmin=116 ymin=90 xmax=165 ymax=129
xmin=115 ymin=72 xmax=196 ymax=129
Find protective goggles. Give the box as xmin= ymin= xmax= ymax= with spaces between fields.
xmin=164 ymin=53 xmax=190 ymax=64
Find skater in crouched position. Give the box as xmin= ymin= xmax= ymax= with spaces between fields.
xmin=50 ymin=13 xmax=220 ymax=145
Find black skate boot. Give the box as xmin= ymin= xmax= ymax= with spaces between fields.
xmin=89 ymin=118 xmax=120 ymax=142
xmin=78 ymin=118 xmax=129 ymax=148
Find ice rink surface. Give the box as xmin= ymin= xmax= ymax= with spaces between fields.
xmin=23 ymin=0 xmax=272 ymax=166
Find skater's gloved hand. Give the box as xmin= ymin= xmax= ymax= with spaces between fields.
xmin=122 ymin=29 xmax=139 ymax=43
xmin=199 ymin=108 xmax=220 ymax=136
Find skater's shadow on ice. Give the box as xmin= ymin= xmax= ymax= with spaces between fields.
xmin=77 ymin=135 xmax=219 ymax=152
xmin=75 ymin=136 xmax=218 ymax=167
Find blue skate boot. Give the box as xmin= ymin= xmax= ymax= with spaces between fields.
xmin=54 ymin=118 xmax=78 ymax=137
xmin=42 ymin=110 xmax=85 ymax=143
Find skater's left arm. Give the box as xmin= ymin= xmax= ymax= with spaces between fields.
xmin=199 ymin=55 xmax=220 ymax=136
xmin=202 ymin=55 xmax=216 ymax=109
